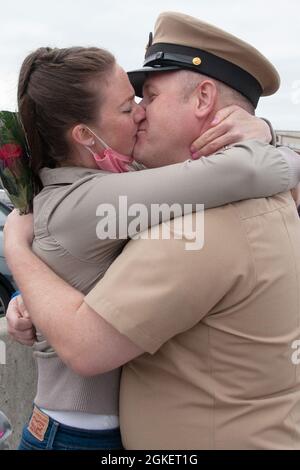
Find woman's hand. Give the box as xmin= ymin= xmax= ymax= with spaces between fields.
xmin=3 ymin=210 xmax=34 ymax=261
xmin=6 ymin=296 xmax=36 ymax=346
xmin=190 ymin=105 xmax=272 ymax=158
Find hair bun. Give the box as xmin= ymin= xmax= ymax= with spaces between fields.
xmin=18 ymin=47 xmax=53 ymax=99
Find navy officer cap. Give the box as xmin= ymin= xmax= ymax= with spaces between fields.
xmin=128 ymin=12 xmax=280 ymax=108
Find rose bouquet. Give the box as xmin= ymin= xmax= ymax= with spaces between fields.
xmin=0 ymin=111 xmax=34 ymax=214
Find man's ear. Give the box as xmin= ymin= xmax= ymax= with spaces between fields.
xmin=194 ymin=80 xmax=218 ymax=119
xmin=71 ymin=125 xmax=95 ymax=146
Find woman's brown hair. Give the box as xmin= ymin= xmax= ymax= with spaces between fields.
xmin=17 ymin=46 xmax=116 ymax=190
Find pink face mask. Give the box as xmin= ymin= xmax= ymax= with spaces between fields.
xmin=85 ymin=127 xmax=134 ymax=173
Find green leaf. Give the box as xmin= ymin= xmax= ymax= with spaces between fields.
xmin=0 ymin=110 xmax=34 ymax=210
xmin=0 ymin=111 xmax=28 ymax=150
xmin=0 ymin=168 xmax=19 ymax=196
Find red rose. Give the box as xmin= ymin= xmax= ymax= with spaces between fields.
xmin=0 ymin=143 xmax=23 ymax=160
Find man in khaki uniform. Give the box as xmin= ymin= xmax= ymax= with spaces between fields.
xmin=85 ymin=192 xmax=300 ymax=450
xmin=5 ymin=12 xmax=300 ymax=449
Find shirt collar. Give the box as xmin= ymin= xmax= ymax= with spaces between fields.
xmin=39 ymin=166 xmax=106 ymax=186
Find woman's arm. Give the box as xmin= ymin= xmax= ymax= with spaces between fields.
xmin=46 ymin=111 xmax=300 ymax=259
xmin=86 ymin=141 xmax=300 ymax=238
xmin=53 ymin=141 xmax=300 ymax=246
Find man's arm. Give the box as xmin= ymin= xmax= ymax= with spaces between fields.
xmin=4 ymin=212 xmax=143 ymax=375
xmin=5 ymin=208 xmax=250 ymax=376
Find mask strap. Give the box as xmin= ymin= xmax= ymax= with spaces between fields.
xmin=85 ymin=146 xmax=96 ymax=157
xmin=85 ymin=126 xmax=110 ymax=150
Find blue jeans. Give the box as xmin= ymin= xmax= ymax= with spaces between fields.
xmin=18 ymin=413 xmax=123 ymax=450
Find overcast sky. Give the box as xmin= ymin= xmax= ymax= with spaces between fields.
xmin=1 ymin=0 xmax=299 ymax=130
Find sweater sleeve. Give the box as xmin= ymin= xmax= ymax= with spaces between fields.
xmin=47 ymin=140 xmax=298 ymax=261
xmin=88 ymin=140 xmax=295 ymax=236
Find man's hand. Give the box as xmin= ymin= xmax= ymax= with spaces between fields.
xmin=190 ymin=105 xmax=272 ymax=158
xmin=4 ymin=210 xmax=34 ymax=261
xmin=6 ymin=296 xmax=36 ymax=346
xmin=4 ymin=210 xmax=36 ymax=345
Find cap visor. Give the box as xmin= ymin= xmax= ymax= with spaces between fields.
xmin=128 ymin=66 xmax=180 ymax=97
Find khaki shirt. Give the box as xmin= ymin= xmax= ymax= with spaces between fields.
xmin=32 ymin=141 xmax=296 ymax=413
xmin=85 ymin=191 xmax=300 ymax=449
